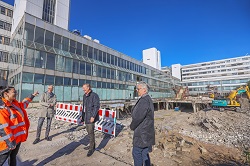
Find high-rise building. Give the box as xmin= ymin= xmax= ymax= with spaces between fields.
xmin=0 ymin=1 xmax=13 ymax=87
xmin=142 ymin=47 xmax=161 ymax=70
xmin=11 ymin=0 xmax=70 ymax=34
xmin=1 ymin=0 xmax=175 ymax=102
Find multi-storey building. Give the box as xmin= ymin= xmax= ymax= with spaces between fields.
xmin=0 ymin=1 xmax=13 ymax=88
xmin=2 ymin=0 xmax=175 ymax=102
xmin=143 ymin=47 xmax=161 ymax=70
xmin=180 ymin=56 xmax=250 ymax=96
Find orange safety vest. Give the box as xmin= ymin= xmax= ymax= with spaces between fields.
xmin=0 ymin=97 xmax=32 ymax=155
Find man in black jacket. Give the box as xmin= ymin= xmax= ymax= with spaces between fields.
xmin=130 ymin=81 xmax=155 ymax=166
xmin=82 ymin=83 xmax=100 ymax=157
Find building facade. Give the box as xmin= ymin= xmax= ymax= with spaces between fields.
xmin=0 ymin=1 xmax=13 ymax=88
xmin=180 ymin=56 xmax=250 ymax=96
xmin=3 ymin=0 xmax=175 ymax=102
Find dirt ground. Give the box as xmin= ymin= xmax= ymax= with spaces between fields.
xmin=6 ymin=108 xmax=249 ymax=166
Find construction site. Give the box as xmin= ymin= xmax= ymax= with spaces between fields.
xmin=6 ymin=84 xmax=249 ymax=166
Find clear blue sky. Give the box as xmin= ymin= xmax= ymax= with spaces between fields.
xmin=4 ymin=0 xmax=250 ymax=67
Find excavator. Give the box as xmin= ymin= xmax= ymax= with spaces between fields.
xmin=212 ymin=85 xmax=250 ymax=111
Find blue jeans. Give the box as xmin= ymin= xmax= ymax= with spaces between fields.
xmin=132 ymin=146 xmax=151 ymax=166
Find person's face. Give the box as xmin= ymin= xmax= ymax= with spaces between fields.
xmin=48 ymin=86 xmax=53 ymax=93
xmin=4 ymin=88 xmax=17 ymax=101
xmin=82 ymin=85 xmax=90 ymax=94
xmin=136 ymin=85 xmax=146 ymax=97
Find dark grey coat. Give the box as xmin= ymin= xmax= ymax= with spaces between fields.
xmin=82 ymin=91 xmax=100 ymax=124
xmin=130 ymin=94 xmax=155 ymax=148
xmin=39 ymin=91 xmax=57 ymax=118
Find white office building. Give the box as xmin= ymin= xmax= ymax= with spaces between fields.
xmin=143 ymin=47 xmax=161 ymax=70
xmin=180 ymin=56 xmax=250 ymax=95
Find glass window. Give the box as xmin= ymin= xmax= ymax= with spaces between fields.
xmin=111 ymin=69 xmax=115 ymax=80
xmin=86 ymin=63 xmax=92 ymax=76
xmin=34 ymin=74 xmax=44 ymax=84
xmin=79 ymin=79 xmax=85 ymax=86
xmin=62 ymin=37 xmax=69 ymax=51
xmin=34 ymin=27 xmax=44 ymax=44
xmin=102 ymin=82 xmax=107 ymax=88
xmin=98 ymin=50 xmax=102 ymax=61
xmin=46 ymin=53 xmax=55 ymax=70
xmin=88 ymin=46 xmax=93 ymax=59
xmin=97 ymin=66 xmax=102 ymax=77
xmin=54 ymin=34 xmax=61 ymax=49
xmin=76 ymin=42 xmax=82 ymax=55
xmin=97 ymin=81 xmax=101 ymax=88
xmin=21 ymin=83 xmax=34 ymax=101
xmin=93 ymin=48 xmax=98 ymax=60
xmin=24 ymin=23 xmax=35 ymax=41
xmin=34 ymin=50 xmax=46 ymax=68
xmin=45 ymin=75 xmax=54 ymax=85
xmin=73 ymin=60 xmax=79 ymax=74
xmin=45 ymin=30 xmax=54 ymax=47
xmin=111 ymin=55 xmax=114 ymax=65
xmin=72 ymin=79 xmax=78 ymax=86
xmin=24 ymin=48 xmax=34 ymax=66
xmin=91 ymin=81 xmax=97 ymax=88
xmin=55 ymin=76 xmax=63 ymax=85
xmin=0 ymin=6 xmax=5 ymax=15
xmin=55 ymin=55 xmax=64 ymax=71
xmin=107 ymin=68 xmax=111 ymax=79
xmin=103 ymin=52 xmax=106 ymax=63
xmin=64 ymin=77 xmax=71 ymax=86
xmin=42 ymin=0 xmax=56 ymax=24
xmin=82 ymin=44 xmax=87 ymax=57
xmin=65 ymin=58 xmax=72 ymax=73
xmin=22 ymin=72 xmax=33 ymax=83
xmin=107 ymin=54 xmax=110 ymax=64
xmin=102 ymin=67 xmax=106 ymax=78
xmin=69 ymin=39 xmax=76 ymax=54
xmin=80 ymin=62 xmax=85 ymax=75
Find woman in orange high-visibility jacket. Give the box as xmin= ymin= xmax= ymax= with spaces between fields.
xmin=0 ymin=86 xmax=39 ymax=166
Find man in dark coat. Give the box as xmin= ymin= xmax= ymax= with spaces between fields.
xmin=130 ymin=81 xmax=155 ymax=166
xmin=82 ymin=83 xmax=100 ymax=157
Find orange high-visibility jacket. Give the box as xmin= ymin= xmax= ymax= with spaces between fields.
xmin=0 ymin=95 xmax=33 ymax=155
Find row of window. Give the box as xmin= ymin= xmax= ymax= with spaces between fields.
xmin=22 ymin=72 xmax=132 ymax=90
xmin=182 ymin=79 xmax=249 ymax=87
xmin=0 ymin=5 xmax=12 ymax=17
xmin=24 ymin=23 xmax=147 ymax=74
xmin=42 ymin=0 xmax=56 ymax=24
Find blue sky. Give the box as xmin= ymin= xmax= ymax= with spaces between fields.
xmin=4 ymin=0 xmax=250 ymax=67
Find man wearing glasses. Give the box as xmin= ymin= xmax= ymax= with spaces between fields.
xmin=130 ymin=81 xmax=155 ymax=166
xmin=33 ymin=85 xmax=57 ymax=144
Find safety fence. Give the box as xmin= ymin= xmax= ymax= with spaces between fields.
xmin=55 ymin=103 xmax=116 ymax=136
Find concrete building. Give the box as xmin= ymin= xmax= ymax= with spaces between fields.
xmin=1 ymin=0 xmax=175 ymax=102
xmin=172 ymin=56 xmax=250 ymax=96
xmin=0 ymin=1 xmax=13 ymax=87
xmin=171 ymin=64 xmax=181 ymax=80
xmin=142 ymin=47 xmax=161 ymax=70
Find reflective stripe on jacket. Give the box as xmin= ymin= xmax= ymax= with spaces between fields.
xmin=0 ymin=95 xmax=33 ymax=154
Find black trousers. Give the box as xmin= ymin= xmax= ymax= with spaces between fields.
xmin=36 ymin=117 xmax=52 ymax=138
xmin=0 ymin=143 xmax=21 ymax=166
xmin=85 ymin=123 xmax=95 ymax=150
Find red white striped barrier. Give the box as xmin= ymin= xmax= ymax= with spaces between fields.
xmin=55 ymin=103 xmax=83 ymax=125
xmin=95 ymin=109 xmax=116 ymax=137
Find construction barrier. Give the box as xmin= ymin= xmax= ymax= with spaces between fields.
xmin=55 ymin=103 xmax=83 ymax=125
xmin=55 ymin=103 xmax=117 ymax=137
xmin=95 ymin=109 xmax=116 ymax=137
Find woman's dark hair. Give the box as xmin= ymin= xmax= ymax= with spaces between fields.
xmin=0 ymin=86 xmax=15 ymax=98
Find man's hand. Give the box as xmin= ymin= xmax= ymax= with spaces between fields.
xmin=90 ymin=117 xmax=94 ymax=123
xmin=32 ymin=91 xmax=39 ymax=96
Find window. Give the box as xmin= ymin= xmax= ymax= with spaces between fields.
xmin=34 ymin=27 xmax=44 ymax=44
xmin=73 ymin=60 xmax=79 ymax=74
xmin=22 ymin=73 xmax=33 ymax=83
xmin=65 ymin=58 xmax=72 ymax=73
xmin=24 ymin=48 xmax=34 ymax=66
xmin=24 ymin=23 xmax=34 ymax=41
xmin=45 ymin=30 xmax=54 ymax=47
xmin=34 ymin=51 xmax=46 ymax=68
xmin=64 ymin=77 xmax=71 ymax=86
xmin=54 ymin=34 xmax=61 ymax=49
xmin=46 ymin=53 xmax=55 ymax=70
xmin=55 ymin=76 xmax=63 ymax=85
xmin=80 ymin=62 xmax=85 ymax=75
xmin=45 ymin=75 xmax=54 ymax=85
xmin=86 ymin=63 xmax=92 ymax=76
xmin=42 ymin=0 xmax=56 ymax=24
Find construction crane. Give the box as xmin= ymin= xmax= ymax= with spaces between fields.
xmin=212 ymin=85 xmax=250 ymax=111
